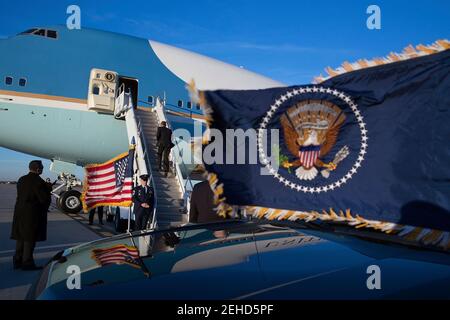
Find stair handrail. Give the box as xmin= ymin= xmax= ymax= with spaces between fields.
xmin=120 ymin=98 xmax=158 ymax=231
xmin=136 ymin=117 xmax=158 ymax=230
xmin=154 ymin=97 xmax=194 ymax=198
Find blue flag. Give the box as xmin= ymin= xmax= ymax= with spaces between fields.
xmin=202 ymin=49 xmax=450 ymax=236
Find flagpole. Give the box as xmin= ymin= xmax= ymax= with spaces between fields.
xmin=127 ymin=137 xmax=137 ymax=234
xmin=127 ymin=206 xmax=131 ymax=233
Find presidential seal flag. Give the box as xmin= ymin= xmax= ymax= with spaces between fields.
xmin=81 ymin=146 xmax=135 ymax=212
xmin=198 ymin=40 xmax=450 ymax=250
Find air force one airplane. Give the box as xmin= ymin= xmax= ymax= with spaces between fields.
xmin=0 ymin=25 xmax=283 ymax=215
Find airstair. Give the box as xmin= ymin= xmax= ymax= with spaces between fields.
xmin=135 ymin=107 xmax=188 ymax=228
xmin=114 ymin=85 xmax=189 ymax=230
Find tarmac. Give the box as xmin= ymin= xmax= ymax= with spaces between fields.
xmin=0 ymin=184 xmax=118 ymax=300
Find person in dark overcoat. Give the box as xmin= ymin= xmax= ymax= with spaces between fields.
xmin=10 ymin=160 xmax=52 ymax=270
xmin=189 ymin=180 xmax=223 ymax=224
xmin=156 ymin=121 xmax=173 ymax=177
xmin=132 ymin=175 xmax=155 ymax=230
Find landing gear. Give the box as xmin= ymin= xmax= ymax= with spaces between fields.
xmin=59 ymin=190 xmax=82 ymax=214
xmin=105 ymin=206 xmax=114 ymax=222
xmin=52 ymin=173 xmax=83 ymax=214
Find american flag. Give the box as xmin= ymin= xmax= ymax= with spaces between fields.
xmin=81 ymin=147 xmax=135 ymax=212
xmin=91 ymin=244 xmax=140 ymax=269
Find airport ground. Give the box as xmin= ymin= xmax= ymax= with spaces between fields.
xmin=0 ymin=184 xmax=118 ymax=300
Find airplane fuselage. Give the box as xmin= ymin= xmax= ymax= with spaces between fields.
xmin=0 ymin=26 xmax=282 ymax=169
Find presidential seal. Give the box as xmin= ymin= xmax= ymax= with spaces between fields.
xmin=280 ymin=100 xmax=349 ymax=181
xmin=257 ymin=86 xmax=368 ymax=194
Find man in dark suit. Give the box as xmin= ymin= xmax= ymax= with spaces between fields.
xmin=132 ymin=175 xmax=155 ymax=230
xmin=88 ymin=206 xmax=104 ymax=225
xmin=156 ymin=121 xmax=173 ymax=177
xmin=189 ymin=180 xmax=223 ymax=224
xmin=10 ymin=160 xmax=52 ymax=270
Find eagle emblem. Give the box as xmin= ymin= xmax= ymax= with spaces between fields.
xmin=280 ymin=100 xmax=350 ymax=181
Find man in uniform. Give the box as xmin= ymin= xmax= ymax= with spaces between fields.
xmin=11 ymin=160 xmax=52 ymax=270
xmin=156 ymin=121 xmax=173 ymax=177
xmin=132 ymin=175 xmax=154 ymax=230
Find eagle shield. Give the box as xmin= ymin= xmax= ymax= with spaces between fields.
xmin=280 ymin=100 xmax=346 ymax=180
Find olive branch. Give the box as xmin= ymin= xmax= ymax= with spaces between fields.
xmin=273 ymin=144 xmax=292 ymax=174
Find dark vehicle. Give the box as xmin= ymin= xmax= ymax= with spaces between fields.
xmin=29 ymin=220 xmax=450 ymax=299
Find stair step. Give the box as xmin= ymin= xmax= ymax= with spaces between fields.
xmin=156 ymin=204 xmax=184 ymax=210
xmin=152 ymin=178 xmax=179 ymax=185
xmin=156 ymin=206 xmax=183 ymax=211
xmin=157 ymin=212 xmax=187 ymax=219
xmin=157 ymin=216 xmax=188 ymax=224
xmin=157 ymin=216 xmax=186 ymax=222
xmin=156 ymin=199 xmax=182 ymax=205
xmin=152 ymin=178 xmax=180 ymax=187
xmin=142 ymin=127 xmax=158 ymax=132
xmin=151 ymin=177 xmax=180 ymax=185
xmin=156 ymin=191 xmax=182 ymax=197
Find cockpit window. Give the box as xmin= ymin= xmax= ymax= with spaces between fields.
xmin=34 ymin=29 xmax=46 ymax=36
xmin=18 ymin=28 xmax=38 ymax=35
xmin=46 ymin=30 xmax=57 ymax=39
xmin=17 ymin=28 xmax=58 ymax=39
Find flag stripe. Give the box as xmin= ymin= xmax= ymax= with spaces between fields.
xmin=86 ymin=162 xmax=115 ymax=173
xmin=86 ymin=181 xmax=133 ymax=193
xmin=86 ymin=166 xmax=115 ymax=177
xmin=88 ymin=177 xmax=117 ymax=186
xmin=87 ymin=170 xmax=116 ymax=180
xmin=85 ymin=192 xmax=132 ymax=202
xmin=86 ymin=188 xmax=133 ymax=198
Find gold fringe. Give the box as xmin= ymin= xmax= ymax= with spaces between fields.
xmin=206 ymin=172 xmax=233 ymax=218
xmin=314 ymin=39 xmax=450 ymax=83
xmin=185 ymin=78 xmax=212 ymax=127
xmin=243 ymin=205 xmax=450 ymax=251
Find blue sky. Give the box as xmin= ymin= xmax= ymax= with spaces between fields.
xmin=0 ymin=0 xmax=449 ymax=180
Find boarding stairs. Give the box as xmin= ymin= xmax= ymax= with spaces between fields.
xmin=115 ymin=86 xmax=188 ymax=230
xmin=135 ymin=108 xmax=188 ymax=229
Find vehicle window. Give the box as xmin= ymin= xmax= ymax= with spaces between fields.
xmin=46 ymin=30 xmax=57 ymax=39
xmin=178 ymin=100 xmax=183 ymax=108
xmin=93 ymin=86 xmax=100 ymax=95
xmin=5 ymin=76 xmax=13 ymax=85
xmin=148 ymin=96 xmax=154 ymax=104
xmin=196 ymin=103 xmax=201 ymax=110
xmin=187 ymin=101 xmax=192 ymax=109
xmin=19 ymin=78 xmax=27 ymax=87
